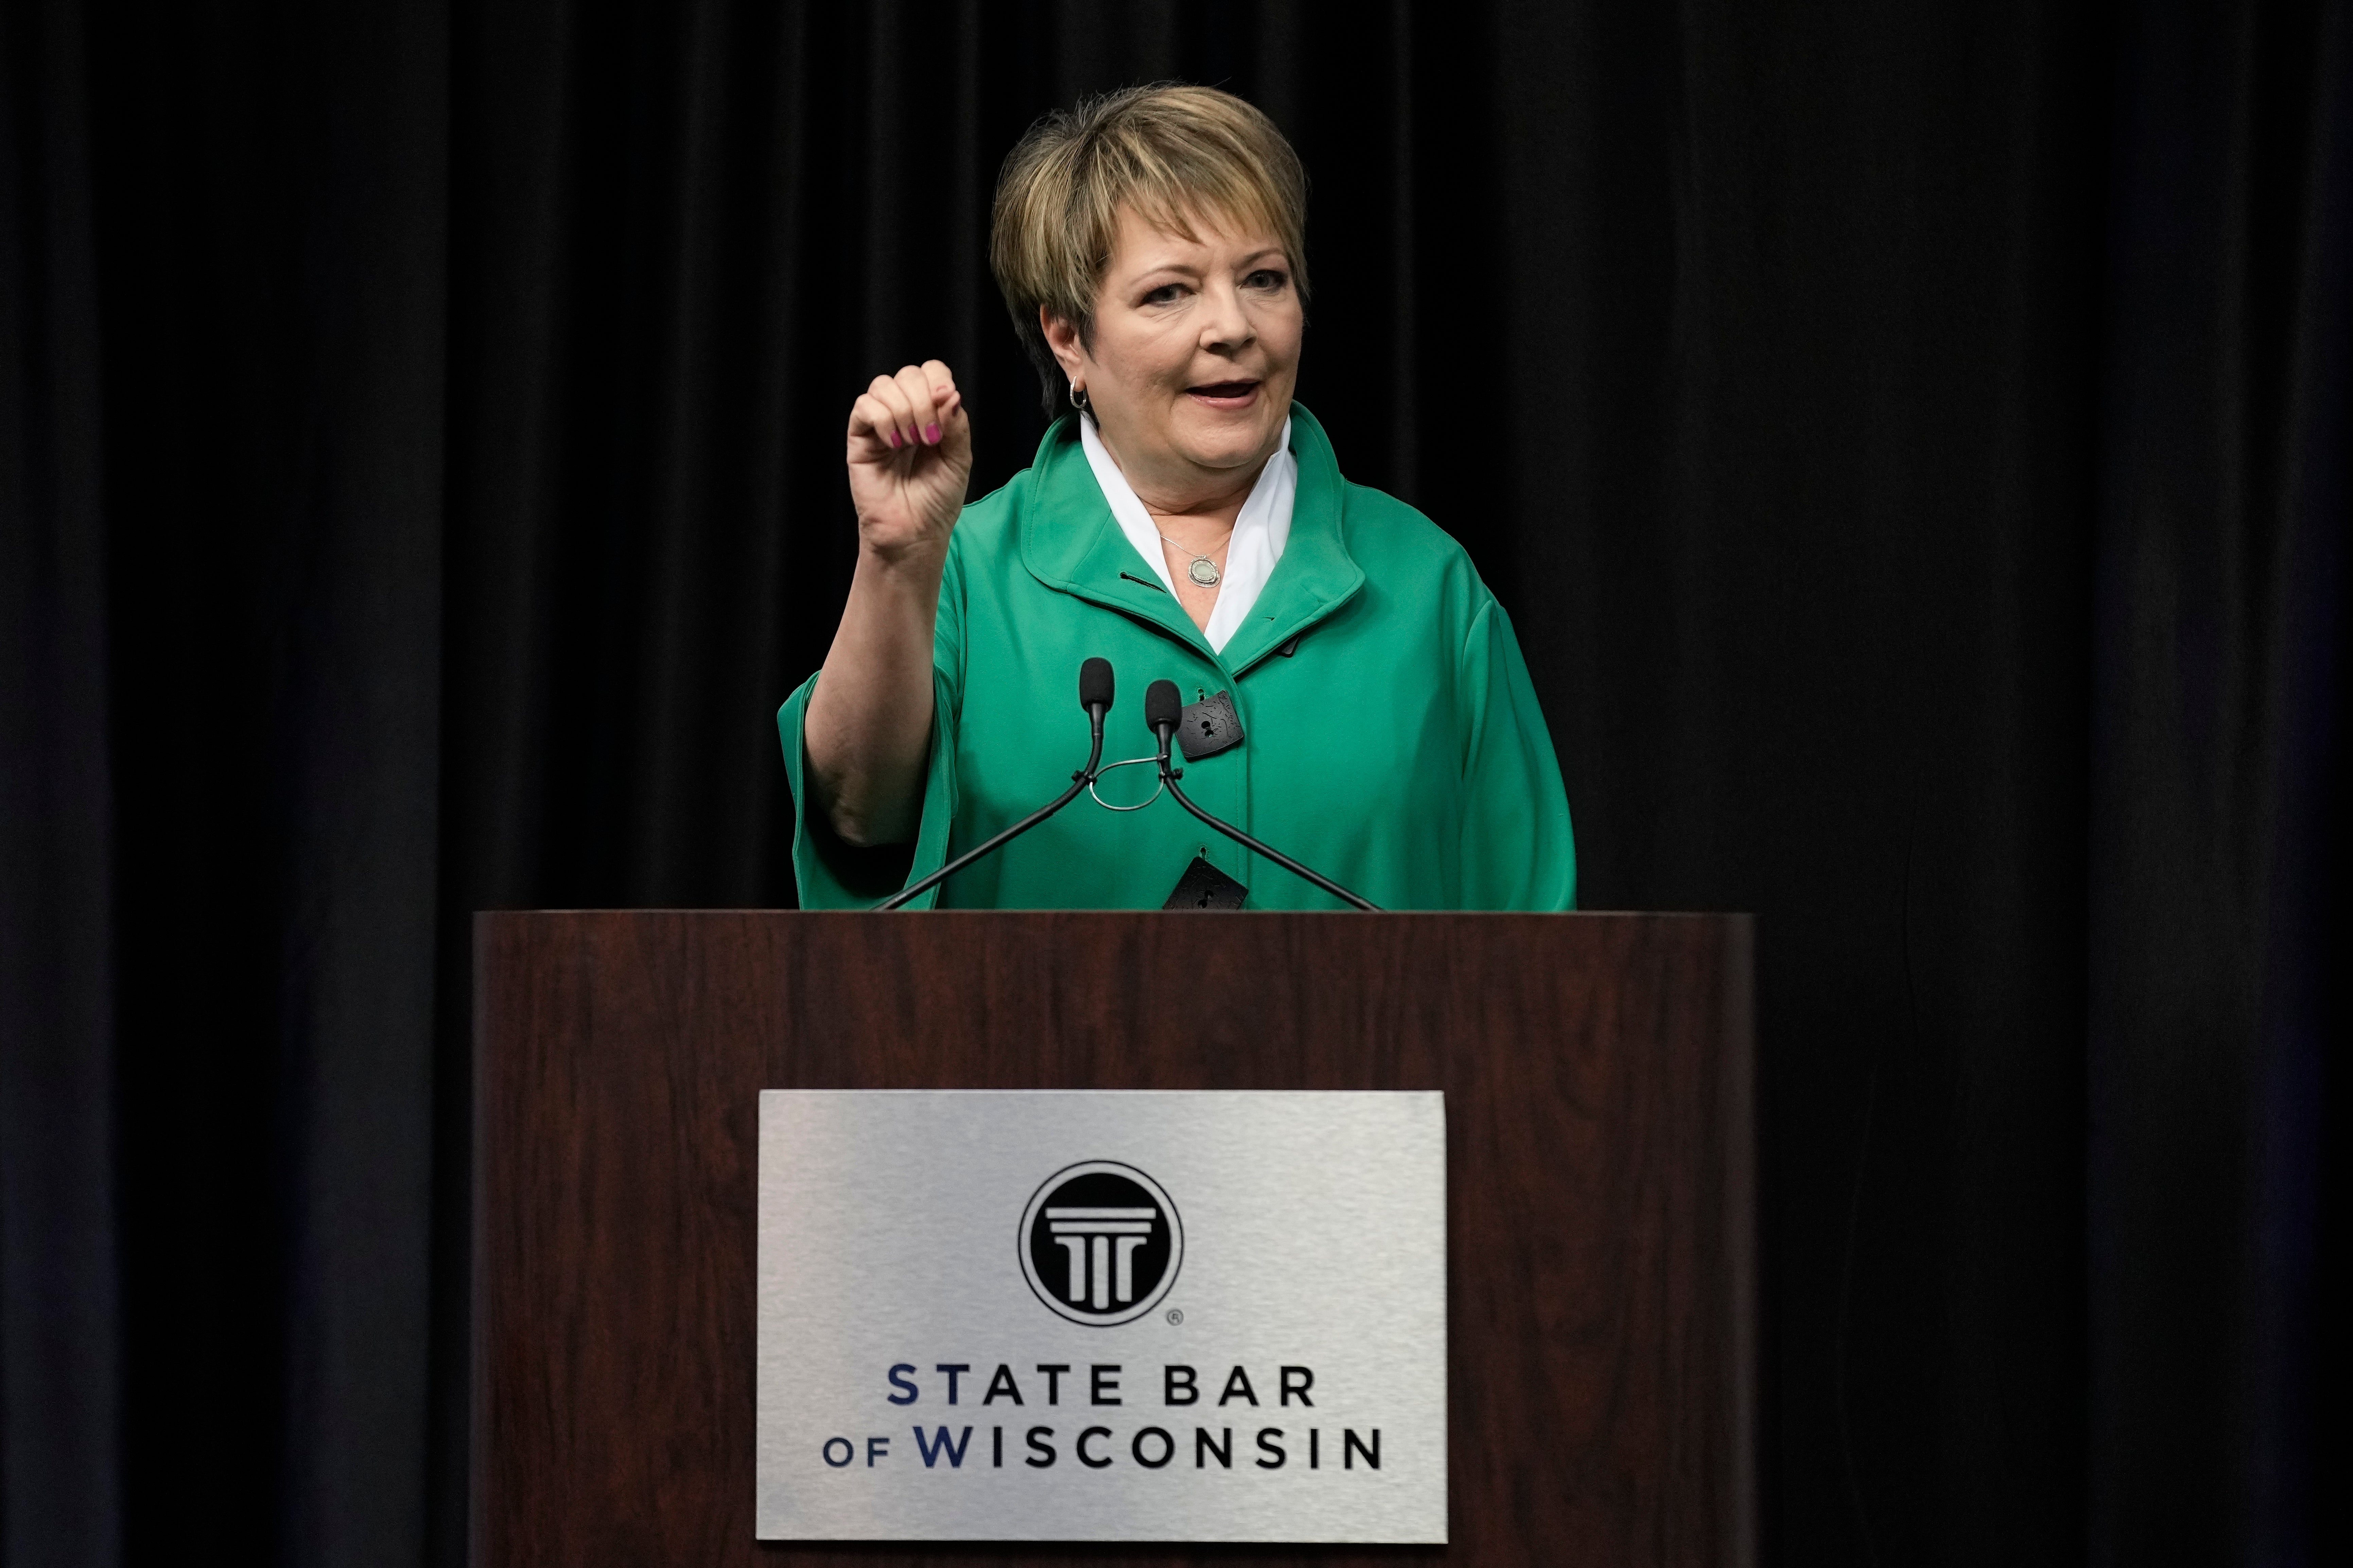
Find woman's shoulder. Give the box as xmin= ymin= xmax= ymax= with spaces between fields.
xmin=944 ymin=469 xmax=1033 ymax=569
xmin=945 ymin=417 xmax=1089 ymax=565
xmin=1340 ymin=480 xmax=1466 ymax=557
xmin=1336 ymin=480 xmax=1494 ymax=609
xmin=1295 ymin=407 xmax=1493 ymax=607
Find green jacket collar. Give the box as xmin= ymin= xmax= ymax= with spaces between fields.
xmin=1016 ymin=404 xmax=1367 ymax=676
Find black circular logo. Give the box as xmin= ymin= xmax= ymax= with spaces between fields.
xmin=1018 ymin=1161 xmax=1183 ymax=1326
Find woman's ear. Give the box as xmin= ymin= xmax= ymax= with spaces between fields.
xmin=1041 ymin=306 xmax=1087 ymax=381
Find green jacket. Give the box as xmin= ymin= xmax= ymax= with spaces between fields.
xmin=777 ymin=407 xmax=1575 ymax=910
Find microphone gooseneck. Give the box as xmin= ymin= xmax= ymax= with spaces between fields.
xmin=1145 ymin=679 xmax=1382 ymax=912
xmin=875 ymin=658 xmax=1114 ymax=910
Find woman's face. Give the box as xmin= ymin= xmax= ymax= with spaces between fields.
xmin=1047 ymin=203 xmax=1303 ymax=506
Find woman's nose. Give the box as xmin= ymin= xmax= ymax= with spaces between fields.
xmin=1198 ymin=283 xmax=1256 ymax=351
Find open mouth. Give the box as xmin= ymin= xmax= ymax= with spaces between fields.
xmin=1186 ymin=379 xmax=1261 ymax=405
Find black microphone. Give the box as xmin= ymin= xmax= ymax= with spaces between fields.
xmin=876 ymin=659 xmax=1114 ymax=909
xmin=1143 ymin=676 xmax=1183 ymax=736
xmin=1144 ymin=678 xmax=1381 ymax=911
xmin=1078 ymin=656 xmax=1114 ymax=716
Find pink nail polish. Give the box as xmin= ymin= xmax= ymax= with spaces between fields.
xmin=924 ymin=422 xmax=941 ymax=444
xmin=887 ymin=430 xmax=901 ymax=449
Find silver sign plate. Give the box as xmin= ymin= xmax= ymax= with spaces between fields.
xmin=756 ymin=1090 xmax=1447 ymax=1543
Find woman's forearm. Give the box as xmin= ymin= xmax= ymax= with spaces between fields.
xmin=815 ymin=358 xmax=971 ymax=845
xmin=804 ymin=541 xmax=946 ymax=845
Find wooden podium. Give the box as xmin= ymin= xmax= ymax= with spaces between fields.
xmin=473 ymin=911 xmax=1754 ymax=1566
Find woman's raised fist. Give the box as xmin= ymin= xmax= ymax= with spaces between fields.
xmin=844 ymin=360 xmax=973 ymax=561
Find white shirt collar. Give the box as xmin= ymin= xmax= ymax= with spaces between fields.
xmin=1079 ymin=414 xmax=1295 ymax=654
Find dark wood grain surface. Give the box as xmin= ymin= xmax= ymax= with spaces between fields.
xmin=474 ymin=911 xmax=1753 ymax=1567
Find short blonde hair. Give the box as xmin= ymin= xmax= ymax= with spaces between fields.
xmin=991 ymin=84 xmax=1310 ymax=413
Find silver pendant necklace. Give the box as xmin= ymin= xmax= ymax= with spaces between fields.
xmin=1157 ymin=529 xmax=1223 ymax=587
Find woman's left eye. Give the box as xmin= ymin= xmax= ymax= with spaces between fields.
xmin=1244 ymin=269 xmax=1288 ymax=291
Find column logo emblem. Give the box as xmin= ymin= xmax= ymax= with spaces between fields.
xmin=1018 ymin=1161 xmax=1183 ymax=1326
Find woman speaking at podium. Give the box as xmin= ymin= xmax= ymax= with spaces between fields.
xmin=780 ymin=85 xmax=1574 ymax=910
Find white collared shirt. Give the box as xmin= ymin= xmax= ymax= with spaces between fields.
xmin=1079 ymin=414 xmax=1295 ymax=654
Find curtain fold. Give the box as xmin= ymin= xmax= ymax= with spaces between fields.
xmin=2089 ymin=3 xmax=2349 ymax=1562
xmin=62 ymin=2 xmax=450 ymax=1564
xmin=0 ymin=3 xmax=121 ymax=1564
xmin=0 ymin=2 xmax=2339 ymax=1564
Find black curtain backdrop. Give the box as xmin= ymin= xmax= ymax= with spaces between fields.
xmin=1 ymin=3 xmax=2343 ymax=1567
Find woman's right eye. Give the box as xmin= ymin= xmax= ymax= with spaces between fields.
xmin=1140 ymin=284 xmax=1185 ymax=306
